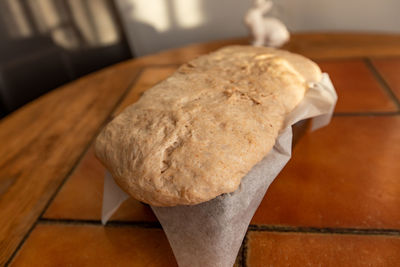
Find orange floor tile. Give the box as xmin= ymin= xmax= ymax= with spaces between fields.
xmin=371 ymin=58 xmax=400 ymax=101
xmin=43 ymin=147 xmax=157 ymax=222
xmin=317 ymin=59 xmax=397 ymax=112
xmin=246 ymin=231 xmax=400 ymax=267
xmin=10 ymin=224 xmax=177 ymax=267
xmin=252 ymin=116 xmax=400 ymax=228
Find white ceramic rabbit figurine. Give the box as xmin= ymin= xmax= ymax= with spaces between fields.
xmin=244 ymin=0 xmax=290 ymax=47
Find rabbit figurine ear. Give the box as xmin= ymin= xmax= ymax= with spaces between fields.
xmin=245 ymin=0 xmax=290 ymax=48
xmin=255 ymin=0 xmax=273 ymax=13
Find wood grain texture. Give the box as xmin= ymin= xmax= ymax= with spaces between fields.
xmin=1 ymin=33 xmax=400 ymax=264
xmin=0 ymin=64 xmax=141 ymax=264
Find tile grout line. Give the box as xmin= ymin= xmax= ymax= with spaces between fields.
xmin=314 ymin=57 xmax=365 ymax=63
xmin=333 ymin=111 xmax=400 ymax=117
xmin=248 ymin=225 xmax=400 ymax=236
xmin=142 ymin=63 xmax=182 ymax=68
xmin=241 ymin=232 xmax=249 ymax=267
xmin=36 ymin=217 xmax=400 ymax=237
xmin=4 ymin=68 xmax=145 ymax=267
xmin=39 ymin=218 xmax=162 ymax=228
xmin=5 ymin=218 xmax=39 ymax=266
xmin=313 ymin=56 xmax=395 ymax=63
xmin=364 ymin=58 xmax=400 ymax=110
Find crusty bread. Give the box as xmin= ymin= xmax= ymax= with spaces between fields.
xmin=95 ymin=46 xmax=321 ymax=206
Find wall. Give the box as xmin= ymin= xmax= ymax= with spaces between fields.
xmin=279 ymin=0 xmax=400 ymax=33
xmin=116 ymin=0 xmax=400 ymax=56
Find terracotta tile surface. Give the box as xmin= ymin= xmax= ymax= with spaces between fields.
xmin=317 ymin=60 xmax=397 ymax=112
xmin=247 ymin=231 xmax=400 ymax=267
xmin=252 ymin=116 xmax=400 ymax=229
xmin=43 ymin=147 xmax=157 ymax=222
xmin=371 ymin=58 xmax=400 ymax=101
xmin=10 ymin=224 xmax=177 ymax=267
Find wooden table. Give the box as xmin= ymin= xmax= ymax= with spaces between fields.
xmin=1 ymin=33 xmax=400 ymax=266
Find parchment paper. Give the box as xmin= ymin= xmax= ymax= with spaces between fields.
xmin=101 ymin=73 xmax=337 ymax=267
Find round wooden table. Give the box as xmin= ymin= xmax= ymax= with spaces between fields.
xmin=1 ymin=33 xmax=400 ymax=266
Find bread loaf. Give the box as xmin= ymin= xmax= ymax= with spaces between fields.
xmin=95 ymin=46 xmax=321 ymax=206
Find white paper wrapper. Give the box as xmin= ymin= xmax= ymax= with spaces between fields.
xmin=101 ymin=74 xmax=337 ymax=267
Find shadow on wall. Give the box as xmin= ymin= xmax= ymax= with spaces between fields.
xmin=0 ymin=0 xmax=132 ymax=117
xmin=116 ymin=0 xmax=253 ymax=56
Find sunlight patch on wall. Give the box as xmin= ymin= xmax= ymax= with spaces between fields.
xmin=131 ymin=0 xmax=171 ymax=32
xmin=172 ymin=0 xmax=204 ymax=29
